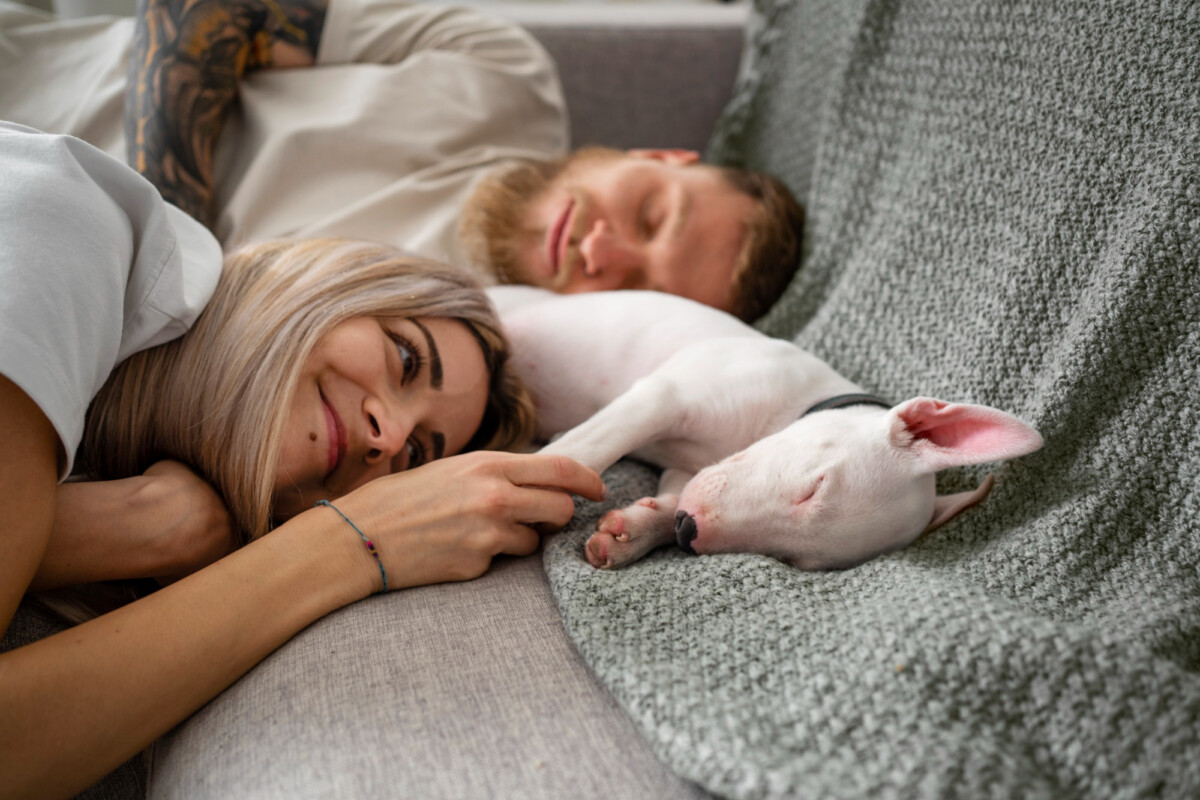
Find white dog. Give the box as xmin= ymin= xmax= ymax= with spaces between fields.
xmin=489 ymin=287 xmax=1043 ymax=570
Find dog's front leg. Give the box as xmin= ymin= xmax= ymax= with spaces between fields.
xmin=537 ymin=376 xmax=685 ymax=473
xmin=584 ymin=468 xmax=691 ymax=569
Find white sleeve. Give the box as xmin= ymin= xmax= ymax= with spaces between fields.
xmin=213 ymin=0 xmax=567 ymax=265
xmin=317 ymin=0 xmax=553 ymax=74
xmin=0 ymin=122 xmax=221 ymax=478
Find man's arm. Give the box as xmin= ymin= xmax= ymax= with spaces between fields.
xmin=126 ymin=0 xmax=329 ymax=226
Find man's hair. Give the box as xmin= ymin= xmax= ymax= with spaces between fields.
xmin=459 ymin=155 xmax=561 ymax=285
xmin=719 ymin=167 xmax=805 ymax=322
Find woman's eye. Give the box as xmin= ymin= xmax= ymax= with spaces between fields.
xmin=389 ymin=333 xmax=422 ymax=384
xmin=405 ymin=438 xmax=426 ymax=470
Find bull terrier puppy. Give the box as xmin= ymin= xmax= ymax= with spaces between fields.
xmin=489 ymin=287 xmax=1043 ymax=570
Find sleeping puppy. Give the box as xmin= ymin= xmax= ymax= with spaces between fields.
xmin=489 ymin=287 xmax=1042 ymax=570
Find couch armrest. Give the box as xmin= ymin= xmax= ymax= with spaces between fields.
xmin=487 ymin=3 xmax=747 ymax=152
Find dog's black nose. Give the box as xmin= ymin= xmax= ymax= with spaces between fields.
xmin=675 ymin=510 xmax=698 ymax=553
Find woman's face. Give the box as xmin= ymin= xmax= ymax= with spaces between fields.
xmin=272 ymin=316 xmax=490 ymax=519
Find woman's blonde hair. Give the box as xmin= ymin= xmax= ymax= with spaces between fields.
xmin=80 ymin=238 xmax=535 ymax=542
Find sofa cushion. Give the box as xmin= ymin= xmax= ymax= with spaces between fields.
xmin=496 ymin=2 xmax=747 ymax=152
xmin=147 ymin=549 xmax=712 ymax=799
xmin=499 ymin=2 xmax=744 ymax=152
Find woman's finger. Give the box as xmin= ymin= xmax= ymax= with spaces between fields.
xmin=499 ymin=523 xmax=541 ymax=558
xmin=500 ymin=453 xmax=606 ymax=501
xmin=500 ymin=484 xmax=582 ymax=530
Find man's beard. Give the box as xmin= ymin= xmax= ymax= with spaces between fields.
xmin=459 ymin=148 xmax=619 ymax=285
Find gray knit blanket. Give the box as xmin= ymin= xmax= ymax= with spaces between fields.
xmin=543 ymin=0 xmax=1200 ymax=797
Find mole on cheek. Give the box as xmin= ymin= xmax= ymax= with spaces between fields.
xmin=309 ymin=432 xmax=318 ymax=442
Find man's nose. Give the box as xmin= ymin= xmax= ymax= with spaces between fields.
xmin=579 ymin=220 xmax=641 ymax=277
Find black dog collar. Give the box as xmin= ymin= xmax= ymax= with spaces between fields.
xmin=801 ymin=393 xmax=892 ymax=417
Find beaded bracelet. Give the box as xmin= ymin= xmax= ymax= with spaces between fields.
xmin=315 ymin=500 xmax=388 ymax=593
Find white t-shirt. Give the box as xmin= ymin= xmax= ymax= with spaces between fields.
xmin=0 ymin=122 xmax=222 ymax=478
xmin=0 ymin=0 xmax=568 ymax=275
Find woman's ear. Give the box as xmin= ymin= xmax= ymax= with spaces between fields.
xmin=626 ymin=148 xmax=701 ymax=166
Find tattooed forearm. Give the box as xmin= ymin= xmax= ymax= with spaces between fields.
xmin=126 ymin=0 xmax=328 ymax=227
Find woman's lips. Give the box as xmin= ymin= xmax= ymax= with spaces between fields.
xmin=322 ymin=394 xmax=346 ymax=479
xmin=545 ymin=198 xmax=575 ymax=279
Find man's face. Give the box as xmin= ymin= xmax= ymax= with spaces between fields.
xmin=469 ymin=149 xmax=757 ymax=313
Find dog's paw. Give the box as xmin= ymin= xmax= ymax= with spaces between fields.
xmin=585 ymin=495 xmax=679 ymax=569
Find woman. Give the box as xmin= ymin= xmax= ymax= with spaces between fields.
xmin=0 ymin=123 xmax=604 ymax=798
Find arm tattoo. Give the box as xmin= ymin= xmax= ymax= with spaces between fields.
xmin=126 ymin=0 xmax=328 ymax=227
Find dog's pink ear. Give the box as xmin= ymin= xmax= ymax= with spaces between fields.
xmin=890 ymin=397 xmax=1043 ymax=473
xmin=923 ymin=474 xmax=994 ymax=535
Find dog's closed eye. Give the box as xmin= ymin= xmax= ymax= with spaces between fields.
xmin=793 ymin=475 xmax=825 ymax=507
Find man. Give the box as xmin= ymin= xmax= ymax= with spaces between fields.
xmin=1 ymin=0 xmax=803 ymax=320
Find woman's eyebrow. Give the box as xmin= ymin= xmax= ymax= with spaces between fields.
xmin=409 ymin=319 xmax=443 ymax=389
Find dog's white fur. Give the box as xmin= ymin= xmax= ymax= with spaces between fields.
xmin=490 ymin=286 xmax=1043 ymax=570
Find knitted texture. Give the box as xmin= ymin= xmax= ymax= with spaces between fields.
xmin=544 ymin=0 xmax=1200 ymax=797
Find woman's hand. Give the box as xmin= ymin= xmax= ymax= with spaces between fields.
xmin=140 ymin=460 xmax=237 ymax=584
xmin=32 ymin=460 xmax=236 ymax=591
xmin=329 ymin=451 xmax=606 ymax=592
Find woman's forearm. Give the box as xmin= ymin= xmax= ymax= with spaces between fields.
xmin=0 ymin=509 xmax=374 ymax=800
xmin=2 ymin=448 xmax=603 ymax=798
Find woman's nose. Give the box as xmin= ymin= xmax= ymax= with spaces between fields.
xmin=579 ymin=220 xmax=640 ymax=277
xmin=363 ymin=404 xmax=411 ymax=466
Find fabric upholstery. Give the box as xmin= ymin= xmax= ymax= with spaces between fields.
xmin=148 ymin=553 xmax=712 ymax=799
xmin=495 ymin=2 xmax=746 ymax=152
